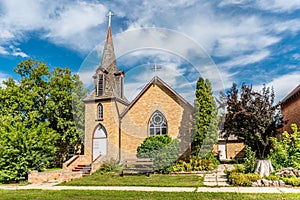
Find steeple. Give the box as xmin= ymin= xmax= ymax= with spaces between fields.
xmin=100 ymin=11 xmax=116 ymax=72
xmin=92 ymin=11 xmax=127 ymax=102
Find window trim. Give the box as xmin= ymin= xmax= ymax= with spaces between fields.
xmin=96 ymin=103 xmax=103 ymax=120
xmin=148 ymin=110 xmax=168 ymax=136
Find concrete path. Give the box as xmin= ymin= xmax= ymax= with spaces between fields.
xmin=203 ymin=164 xmax=233 ymax=187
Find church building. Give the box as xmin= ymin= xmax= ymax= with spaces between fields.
xmin=63 ymin=13 xmax=194 ymax=172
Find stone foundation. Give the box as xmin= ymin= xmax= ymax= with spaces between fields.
xmin=28 ymin=170 xmax=83 ymax=184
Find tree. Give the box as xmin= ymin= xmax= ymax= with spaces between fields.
xmin=0 ymin=75 xmax=58 ymax=183
xmin=192 ymin=77 xmax=218 ymax=157
xmin=47 ymin=68 xmax=88 ymax=165
xmin=222 ymin=83 xmax=281 ymax=159
xmin=1 ymin=59 xmax=88 ymax=168
xmin=269 ymin=124 xmax=300 ymax=170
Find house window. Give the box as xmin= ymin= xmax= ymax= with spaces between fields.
xmin=148 ymin=111 xmax=168 ymax=136
xmin=97 ymin=103 xmax=103 ymax=119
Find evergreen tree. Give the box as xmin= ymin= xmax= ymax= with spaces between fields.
xmin=192 ymin=77 xmax=218 ymax=157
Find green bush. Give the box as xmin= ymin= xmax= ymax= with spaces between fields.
xmin=228 ymin=172 xmax=261 ymax=186
xmin=265 ymin=174 xmax=280 ymax=181
xmin=171 ymin=153 xmax=218 ymax=172
xmin=95 ymin=159 xmax=121 ymax=173
xmin=282 ymin=176 xmax=300 ymax=186
xmin=137 ymin=135 xmax=180 ymax=171
xmin=243 ymin=145 xmax=257 ymax=173
xmin=269 ymin=124 xmax=300 ymax=170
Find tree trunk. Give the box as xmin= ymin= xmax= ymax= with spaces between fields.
xmin=254 ymin=160 xmax=274 ymax=177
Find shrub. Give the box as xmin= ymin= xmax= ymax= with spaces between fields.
xmin=281 ymin=176 xmax=300 ymax=186
xmin=243 ymin=145 xmax=257 ymax=173
xmin=96 ymin=159 xmax=121 ymax=173
xmin=269 ymin=124 xmax=300 ymax=170
xmin=265 ymin=174 xmax=280 ymax=181
xmin=228 ymin=172 xmax=260 ymax=186
xmin=171 ymin=153 xmax=219 ymax=172
xmin=137 ymin=135 xmax=180 ymax=171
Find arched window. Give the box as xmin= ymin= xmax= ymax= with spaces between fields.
xmin=148 ymin=111 xmax=168 ymax=136
xmin=97 ymin=103 xmax=103 ymax=119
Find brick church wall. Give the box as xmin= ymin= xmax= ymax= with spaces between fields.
xmin=84 ymin=100 xmax=123 ymax=163
xmin=121 ymin=84 xmax=193 ymax=160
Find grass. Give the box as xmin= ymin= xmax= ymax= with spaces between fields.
xmin=59 ymin=173 xmax=204 ymax=187
xmin=41 ymin=168 xmax=62 ymax=172
xmin=1 ymin=190 xmax=300 ymax=200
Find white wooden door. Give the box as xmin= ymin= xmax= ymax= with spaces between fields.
xmin=93 ymin=125 xmax=107 ymax=161
xmin=218 ymin=144 xmax=226 ymax=160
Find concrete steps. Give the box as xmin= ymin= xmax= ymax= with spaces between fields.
xmin=72 ymin=164 xmax=91 ymax=176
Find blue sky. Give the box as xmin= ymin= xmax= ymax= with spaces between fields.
xmin=1 ymin=0 xmax=300 ymax=104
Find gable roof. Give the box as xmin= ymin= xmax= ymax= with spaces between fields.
xmin=281 ymin=84 xmax=300 ymax=106
xmin=120 ymin=76 xmax=194 ymax=118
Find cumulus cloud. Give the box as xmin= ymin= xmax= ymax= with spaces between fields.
xmin=253 ymin=72 xmax=300 ymax=104
xmin=0 ymin=0 xmax=108 ymax=54
xmin=0 ymin=72 xmax=9 ymax=87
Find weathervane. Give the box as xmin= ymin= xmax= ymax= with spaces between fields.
xmin=107 ymin=11 xmax=114 ymax=27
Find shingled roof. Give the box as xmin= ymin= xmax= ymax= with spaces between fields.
xmin=281 ymin=84 xmax=300 ymax=106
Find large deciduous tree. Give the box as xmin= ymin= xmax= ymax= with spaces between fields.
xmin=0 ymin=59 xmax=88 ymax=182
xmin=222 ymin=83 xmax=282 ymax=159
xmin=192 ymin=77 xmax=218 ymax=157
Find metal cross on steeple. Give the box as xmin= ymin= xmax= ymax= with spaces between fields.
xmin=107 ymin=11 xmax=114 ymax=27
xmin=151 ymin=64 xmax=162 ymax=85
xmin=151 ymin=64 xmax=162 ymax=73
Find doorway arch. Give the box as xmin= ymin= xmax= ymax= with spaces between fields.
xmin=92 ymin=124 xmax=107 ymax=161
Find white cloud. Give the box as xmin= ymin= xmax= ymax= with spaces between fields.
xmin=44 ymin=1 xmax=107 ymax=51
xmin=0 ymin=0 xmax=108 ymax=53
xmin=256 ymin=0 xmax=300 ymax=13
xmin=0 ymin=46 xmax=9 ymax=55
xmin=0 ymin=72 xmax=9 ymax=87
xmin=9 ymin=45 xmax=28 ymax=58
xmin=272 ymin=19 xmax=300 ymax=34
xmin=253 ymin=72 xmax=300 ymax=104
xmin=220 ymin=50 xmax=270 ymax=68
xmin=219 ymin=0 xmax=300 ymax=13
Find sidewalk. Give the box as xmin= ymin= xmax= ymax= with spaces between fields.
xmin=1 ymin=183 xmax=300 ymax=193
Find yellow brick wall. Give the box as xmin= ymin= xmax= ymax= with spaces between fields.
xmin=121 ymin=84 xmax=193 ymax=160
xmin=84 ymin=84 xmax=193 ymax=162
xmin=84 ymin=100 xmax=124 ymax=162
xmin=226 ymin=142 xmax=245 ymax=159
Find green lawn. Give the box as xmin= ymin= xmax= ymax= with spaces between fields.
xmin=1 ymin=190 xmax=299 ymax=200
xmin=59 ymin=173 xmax=204 ymax=187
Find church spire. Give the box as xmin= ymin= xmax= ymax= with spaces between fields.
xmin=93 ymin=11 xmax=126 ymax=101
xmin=100 ymin=11 xmax=116 ymax=71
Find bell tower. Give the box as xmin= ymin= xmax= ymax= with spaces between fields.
xmin=83 ymin=11 xmax=129 ymax=164
xmin=92 ymin=11 xmax=126 ymax=100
